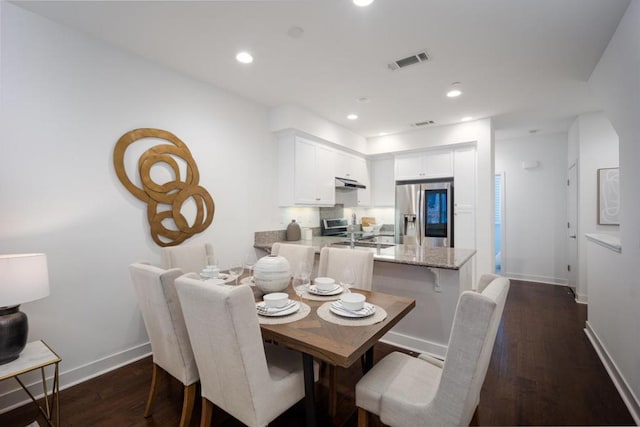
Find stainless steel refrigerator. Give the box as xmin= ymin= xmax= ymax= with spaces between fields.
xmin=395 ymin=179 xmax=454 ymax=247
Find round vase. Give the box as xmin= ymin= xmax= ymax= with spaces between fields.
xmin=253 ymin=255 xmax=291 ymax=293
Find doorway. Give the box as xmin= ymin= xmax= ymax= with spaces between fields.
xmin=495 ymin=172 xmax=505 ymax=273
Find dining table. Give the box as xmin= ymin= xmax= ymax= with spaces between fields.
xmin=250 ymin=280 xmax=416 ymax=427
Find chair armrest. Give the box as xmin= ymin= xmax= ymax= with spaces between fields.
xmin=417 ymin=353 xmax=444 ymax=368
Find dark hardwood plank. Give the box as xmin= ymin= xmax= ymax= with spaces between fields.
xmin=0 ymin=280 xmax=633 ymax=426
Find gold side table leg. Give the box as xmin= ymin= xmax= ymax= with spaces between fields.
xmin=54 ymin=362 xmax=60 ymax=427
xmin=40 ymin=367 xmax=50 ymax=418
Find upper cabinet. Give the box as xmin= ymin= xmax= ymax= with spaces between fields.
xmin=395 ymin=149 xmax=453 ymax=180
xmin=278 ymin=135 xmax=336 ymax=206
xmin=334 ymin=150 xmax=370 ymax=207
xmin=370 ymin=158 xmax=395 ymax=206
xmin=453 ymin=146 xmax=477 ymax=249
xmin=277 ymin=133 xmax=372 ymax=207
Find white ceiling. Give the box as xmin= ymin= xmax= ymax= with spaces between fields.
xmin=12 ymin=0 xmax=630 ymax=139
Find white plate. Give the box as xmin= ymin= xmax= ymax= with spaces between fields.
xmin=330 ymin=302 xmax=376 ymax=318
xmin=308 ymin=284 xmax=344 ymax=296
xmin=217 ymin=273 xmax=236 ymax=284
xmin=240 ymin=276 xmax=255 ymax=286
xmin=256 ymin=301 xmax=300 ymax=317
xmin=203 ymin=273 xmax=236 ymax=284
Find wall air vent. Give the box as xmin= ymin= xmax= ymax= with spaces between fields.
xmin=388 ymin=51 xmax=429 ymax=71
xmin=413 ymin=120 xmax=435 ymax=127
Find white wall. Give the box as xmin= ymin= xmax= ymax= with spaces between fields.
xmin=0 ymin=2 xmax=280 ymax=409
xmin=569 ymin=112 xmax=619 ymax=302
xmin=583 ymin=0 xmax=640 ymax=421
xmin=495 ymin=132 xmax=569 ymax=284
xmin=367 ymin=120 xmax=495 ymax=278
xmin=269 ymin=104 xmax=367 ymax=153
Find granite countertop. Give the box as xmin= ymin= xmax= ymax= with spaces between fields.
xmin=254 ymin=235 xmax=476 ymax=270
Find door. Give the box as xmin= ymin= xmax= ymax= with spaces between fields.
xmin=567 ymin=163 xmax=578 ymax=290
xmin=395 ymin=183 xmax=421 ymax=244
xmin=422 ymin=182 xmax=453 ymax=247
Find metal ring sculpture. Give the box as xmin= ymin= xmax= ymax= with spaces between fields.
xmin=114 ymin=128 xmax=214 ymax=246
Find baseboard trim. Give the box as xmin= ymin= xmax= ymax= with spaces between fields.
xmin=0 ymin=342 xmax=151 ymax=414
xmin=502 ymin=272 xmax=568 ymax=286
xmin=381 ymin=330 xmax=447 ymax=359
xmin=585 ymin=321 xmax=640 ymax=425
xmin=574 ymin=292 xmax=588 ymax=304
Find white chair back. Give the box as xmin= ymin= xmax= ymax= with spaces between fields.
xmin=271 ymin=242 xmax=315 ymax=273
xmin=160 ymin=242 xmax=215 ymax=274
xmin=175 ymin=273 xmax=309 ymax=426
xmin=129 ymin=262 xmax=198 ymax=386
xmin=357 ymin=275 xmax=509 ymax=427
xmin=430 ymin=276 xmax=510 ymax=425
xmin=318 ymin=247 xmax=374 ymax=290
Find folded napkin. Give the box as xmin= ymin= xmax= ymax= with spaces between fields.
xmin=309 ymin=284 xmax=340 ymax=294
xmin=256 ymin=300 xmax=297 ymax=315
xmin=331 ymin=300 xmax=375 ymax=316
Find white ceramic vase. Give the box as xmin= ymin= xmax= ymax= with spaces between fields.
xmin=253 ymin=255 xmax=291 ymax=293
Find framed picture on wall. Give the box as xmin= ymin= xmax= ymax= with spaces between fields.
xmin=597 ymin=167 xmax=620 ymax=225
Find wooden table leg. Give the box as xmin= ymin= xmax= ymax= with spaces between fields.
xmin=363 ymin=347 xmax=374 ymax=373
xmin=303 ymin=353 xmax=317 ymax=427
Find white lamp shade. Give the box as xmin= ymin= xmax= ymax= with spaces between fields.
xmin=0 ymin=253 xmax=50 ymax=307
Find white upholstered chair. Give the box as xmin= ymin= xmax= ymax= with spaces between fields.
xmin=355 ymin=274 xmax=510 ymax=427
xmin=160 ymin=242 xmax=215 ymax=274
xmin=317 ymin=246 xmax=375 ymax=416
xmin=317 ymin=246 xmax=374 ymax=290
xmin=174 ymin=273 xmax=319 ymax=427
xmin=129 ymin=262 xmax=199 ymax=427
xmin=271 ymin=242 xmax=315 ymax=273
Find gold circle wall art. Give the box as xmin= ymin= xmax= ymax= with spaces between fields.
xmin=113 ymin=128 xmax=215 ymax=247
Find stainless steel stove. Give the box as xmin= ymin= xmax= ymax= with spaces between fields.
xmin=321 ymin=218 xmax=349 ymax=237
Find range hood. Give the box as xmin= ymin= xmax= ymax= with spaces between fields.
xmin=335 ymin=177 xmax=366 ymax=190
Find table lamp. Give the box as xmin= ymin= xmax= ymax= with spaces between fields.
xmin=0 ymin=253 xmax=50 ymax=364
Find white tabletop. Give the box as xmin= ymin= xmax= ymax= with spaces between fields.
xmin=0 ymin=340 xmax=60 ymax=380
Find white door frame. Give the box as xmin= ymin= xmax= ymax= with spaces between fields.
xmin=495 ymin=171 xmax=506 ymax=274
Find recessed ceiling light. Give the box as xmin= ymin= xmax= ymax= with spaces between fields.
xmin=235 ymin=51 xmax=253 ymax=64
xmin=353 ymin=0 xmax=374 ymax=7
xmin=347 ymin=114 xmax=359 ymax=120
xmin=461 ymin=116 xmax=473 ymax=122
xmin=446 ymin=82 xmax=462 ymax=98
xmin=378 ymin=132 xmax=388 ymax=136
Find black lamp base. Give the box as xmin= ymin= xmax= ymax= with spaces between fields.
xmin=0 ymin=305 xmax=28 ymax=365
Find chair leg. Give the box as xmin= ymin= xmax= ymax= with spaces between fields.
xmin=358 ymin=407 xmax=369 ymax=427
xmin=200 ymin=397 xmax=214 ymax=427
xmin=144 ymin=363 xmax=160 ymax=418
xmin=179 ymin=383 xmax=197 ymax=427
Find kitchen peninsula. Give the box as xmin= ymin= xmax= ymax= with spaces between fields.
xmin=254 ymin=233 xmax=476 ymax=358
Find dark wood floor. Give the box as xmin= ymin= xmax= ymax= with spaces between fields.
xmin=0 ymin=280 xmax=634 ymax=426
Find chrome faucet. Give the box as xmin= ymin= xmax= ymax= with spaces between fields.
xmin=349 ymin=212 xmax=357 ymax=249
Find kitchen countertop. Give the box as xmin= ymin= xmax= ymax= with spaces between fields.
xmin=254 ymin=235 xmax=476 ymax=270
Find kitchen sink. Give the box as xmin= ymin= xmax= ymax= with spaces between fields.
xmin=332 ymin=241 xmax=396 ymax=249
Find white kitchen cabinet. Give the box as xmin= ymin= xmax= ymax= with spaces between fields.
xmin=395 ymin=149 xmax=453 ymax=180
xmin=453 ymin=146 xmax=476 ymax=249
xmin=354 ymin=157 xmax=371 ymax=206
xmin=334 ymin=151 xmax=370 ymax=206
xmin=277 ymin=134 xmax=336 ymax=206
xmin=371 ymin=158 xmax=395 ymax=206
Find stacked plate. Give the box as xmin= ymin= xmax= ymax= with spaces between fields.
xmin=256 ymin=300 xmax=300 ymax=317
xmin=330 ymin=300 xmax=376 ymax=318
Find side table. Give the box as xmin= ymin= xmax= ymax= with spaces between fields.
xmin=0 ymin=340 xmax=60 ymax=426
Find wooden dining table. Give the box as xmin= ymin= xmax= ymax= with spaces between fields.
xmin=253 ymin=283 xmax=416 ymax=427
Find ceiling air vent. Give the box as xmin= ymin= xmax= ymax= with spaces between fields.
xmin=388 ymin=51 xmax=429 ymax=71
xmin=413 ymin=120 xmax=435 ymax=127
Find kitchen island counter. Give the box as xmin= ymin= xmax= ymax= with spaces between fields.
xmin=253 ymin=235 xmax=475 ymax=270
xmin=254 ymin=232 xmax=476 ymax=357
